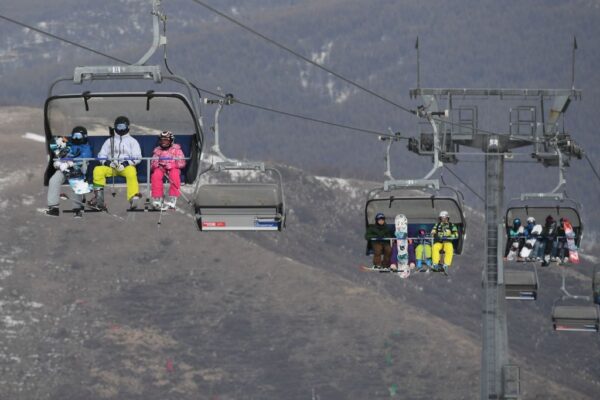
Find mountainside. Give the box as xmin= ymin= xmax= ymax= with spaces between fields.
xmin=1 ymin=107 xmax=599 ymax=399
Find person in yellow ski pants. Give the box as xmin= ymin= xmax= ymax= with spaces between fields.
xmin=430 ymin=210 xmax=459 ymax=273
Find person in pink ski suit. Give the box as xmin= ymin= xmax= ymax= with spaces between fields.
xmin=150 ymin=131 xmax=186 ymax=209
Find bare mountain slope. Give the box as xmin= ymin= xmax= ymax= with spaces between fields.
xmin=0 ymin=107 xmax=598 ymax=399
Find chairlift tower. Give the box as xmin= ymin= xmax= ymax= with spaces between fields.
xmin=408 ymin=87 xmax=583 ymax=400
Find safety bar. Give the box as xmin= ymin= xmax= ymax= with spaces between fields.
xmin=54 ymin=156 xmax=189 ymax=201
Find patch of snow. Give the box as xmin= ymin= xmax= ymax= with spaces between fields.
xmin=231 ymin=7 xmax=240 ymax=15
xmin=2 ymin=316 xmax=25 ymax=328
xmin=311 ymin=41 xmax=333 ymax=64
xmin=0 ymin=270 xmax=12 ymax=280
xmin=315 ymin=176 xmax=362 ymax=199
xmin=21 ymin=195 xmax=35 ymax=206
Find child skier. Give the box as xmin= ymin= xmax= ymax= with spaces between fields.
xmin=150 ymin=131 xmax=186 ymax=210
xmin=414 ymin=228 xmax=432 ymax=271
xmin=365 ymin=213 xmax=394 ymax=269
xmin=45 ymin=126 xmax=93 ymax=218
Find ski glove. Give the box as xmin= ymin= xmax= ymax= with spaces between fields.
xmin=116 ymin=163 xmax=126 ymax=172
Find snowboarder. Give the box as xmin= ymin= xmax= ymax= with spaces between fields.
xmin=91 ymin=116 xmax=142 ymax=210
xmin=150 ymin=131 xmax=186 ymax=210
xmin=430 ymin=210 xmax=458 ymax=274
xmin=414 ymin=228 xmax=432 ymax=271
xmin=44 ymin=126 xmax=93 ymax=218
xmin=505 ymin=218 xmax=525 ymax=260
xmin=365 ymin=213 xmax=394 ymax=269
xmin=533 ymin=215 xmax=558 ymax=265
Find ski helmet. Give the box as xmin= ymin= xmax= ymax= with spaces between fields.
xmin=114 ymin=116 xmax=130 ymax=135
xmin=418 ymin=229 xmax=427 ymax=236
xmin=439 ymin=210 xmax=449 ymax=219
xmin=158 ymin=130 xmax=174 ymax=148
xmin=375 ymin=213 xmax=386 ymax=221
xmin=526 ymin=216 xmax=535 ymax=224
xmin=513 ymin=218 xmax=521 ymax=228
xmin=545 ymin=215 xmax=555 ymax=224
xmin=70 ymin=126 xmax=88 ymax=144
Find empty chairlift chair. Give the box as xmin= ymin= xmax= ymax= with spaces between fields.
xmin=504 ymin=269 xmax=539 ymax=301
xmin=594 ymin=266 xmax=600 ymax=306
xmin=551 ymin=266 xmax=599 ymax=333
xmin=193 ymin=162 xmax=285 ymax=231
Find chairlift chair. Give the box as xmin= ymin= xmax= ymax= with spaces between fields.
xmin=43 ymin=1 xmax=204 ymax=213
xmin=504 ymin=268 xmax=539 ymax=301
xmin=364 ymin=180 xmax=466 ymax=255
xmin=592 ymin=266 xmax=600 ymax=306
xmin=193 ymin=162 xmax=285 ymax=231
xmin=551 ymin=266 xmax=599 ymax=332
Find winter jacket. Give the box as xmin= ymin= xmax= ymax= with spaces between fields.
xmin=97 ymin=134 xmax=142 ymax=166
xmin=414 ymin=233 xmax=432 ymax=246
xmin=524 ymin=222 xmax=536 ymax=238
xmin=68 ymin=143 xmax=93 ymax=173
xmin=365 ymin=223 xmax=394 ymax=242
xmin=431 ymin=222 xmax=459 ymax=242
xmin=150 ymin=143 xmax=186 ymax=171
xmin=508 ymin=226 xmax=525 ymax=239
xmin=541 ymin=221 xmax=558 ymax=240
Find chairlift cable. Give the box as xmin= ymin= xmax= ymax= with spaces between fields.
xmin=1 ymin=13 xmax=402 ymax=141
xmin=584 ymin=154 xmax=600 ymax=184
xmin=443 ymin=165 xmax=484 ymax=203
xmin=188 ymin=0 xmax=415 ymax=115
xmin=0 ymin=14 xmax=127 ymax=64
xmin=187 ymin=1 xmax=520 ymax=140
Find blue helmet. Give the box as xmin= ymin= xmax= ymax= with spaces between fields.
xmin=375 ymin=213 xmax=385 ymax=221
xmin=513 ymin=218 xmax=521 ymax=228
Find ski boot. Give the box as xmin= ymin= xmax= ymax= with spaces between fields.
xmin=164 ymin=196 xmax=177 ymax=209
xmin=44 ymin=205 xmax=59 ymax=217
xmin=129 ymin=193 xmax=142 ymax=210
xmin=89 ymin=188 xmax=106 ymax=211
xmin=442 ymin=264 xmax=449 ymax=276
xmin=73 ymin=208 xmax=83 ymax=219
xmin=151 ymin=197 xmax=163 ymax=210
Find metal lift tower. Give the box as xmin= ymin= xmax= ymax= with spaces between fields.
xmin=408 ymin=87 xmax=582 ymax=399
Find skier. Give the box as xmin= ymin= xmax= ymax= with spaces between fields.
xmin=533 ymin=215 xmax=557 ymax=266
xmin=524 ymin=216 xmax=536 ymax=237
xmin=551 ymin=217 xmax=568 ymax=263
xmin=414 ymin=228 xmax=432 ymax=271
xmin=150 ymin=131 xmax=186 ymax=210
xmin=365 ymin=213 xmax=394 ymax=269
xmin=45 ymin=126 xmax=93 ymax=218
xmin=505 ymin=218 xmax=525 ymax=259
xmin=91 ymin=116 xmax=142 ymax=210
xmin=430 ymin=210 xmax=459 ymax=274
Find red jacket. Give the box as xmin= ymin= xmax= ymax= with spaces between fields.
xmin=150 ymin=143 xmax=186 ymax=171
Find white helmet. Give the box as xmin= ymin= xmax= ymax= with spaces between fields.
xmin=526 ymin=216 xmax=535 ymax=224
xmin=439 ymin=210 xmax=449 ymax=219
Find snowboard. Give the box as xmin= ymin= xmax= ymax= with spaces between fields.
xmin=506 ymin=240 xmax=520 ymax=261
xmin=562 ymin=219 xmax=580 ymax=264
xmin=520 ymin=224 xmax=542 ymax=259
xmin=394 ymin=214 xmax=410 ymax=279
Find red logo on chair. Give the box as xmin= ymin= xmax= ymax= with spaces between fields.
xmin=203 ymin=221 xmax=226 ymax=227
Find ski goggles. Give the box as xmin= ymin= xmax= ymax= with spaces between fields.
xmin=115 ymin=123 xmax=128 ymax=131
xmin=71 ymin=132 xmax=84 ymax=140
